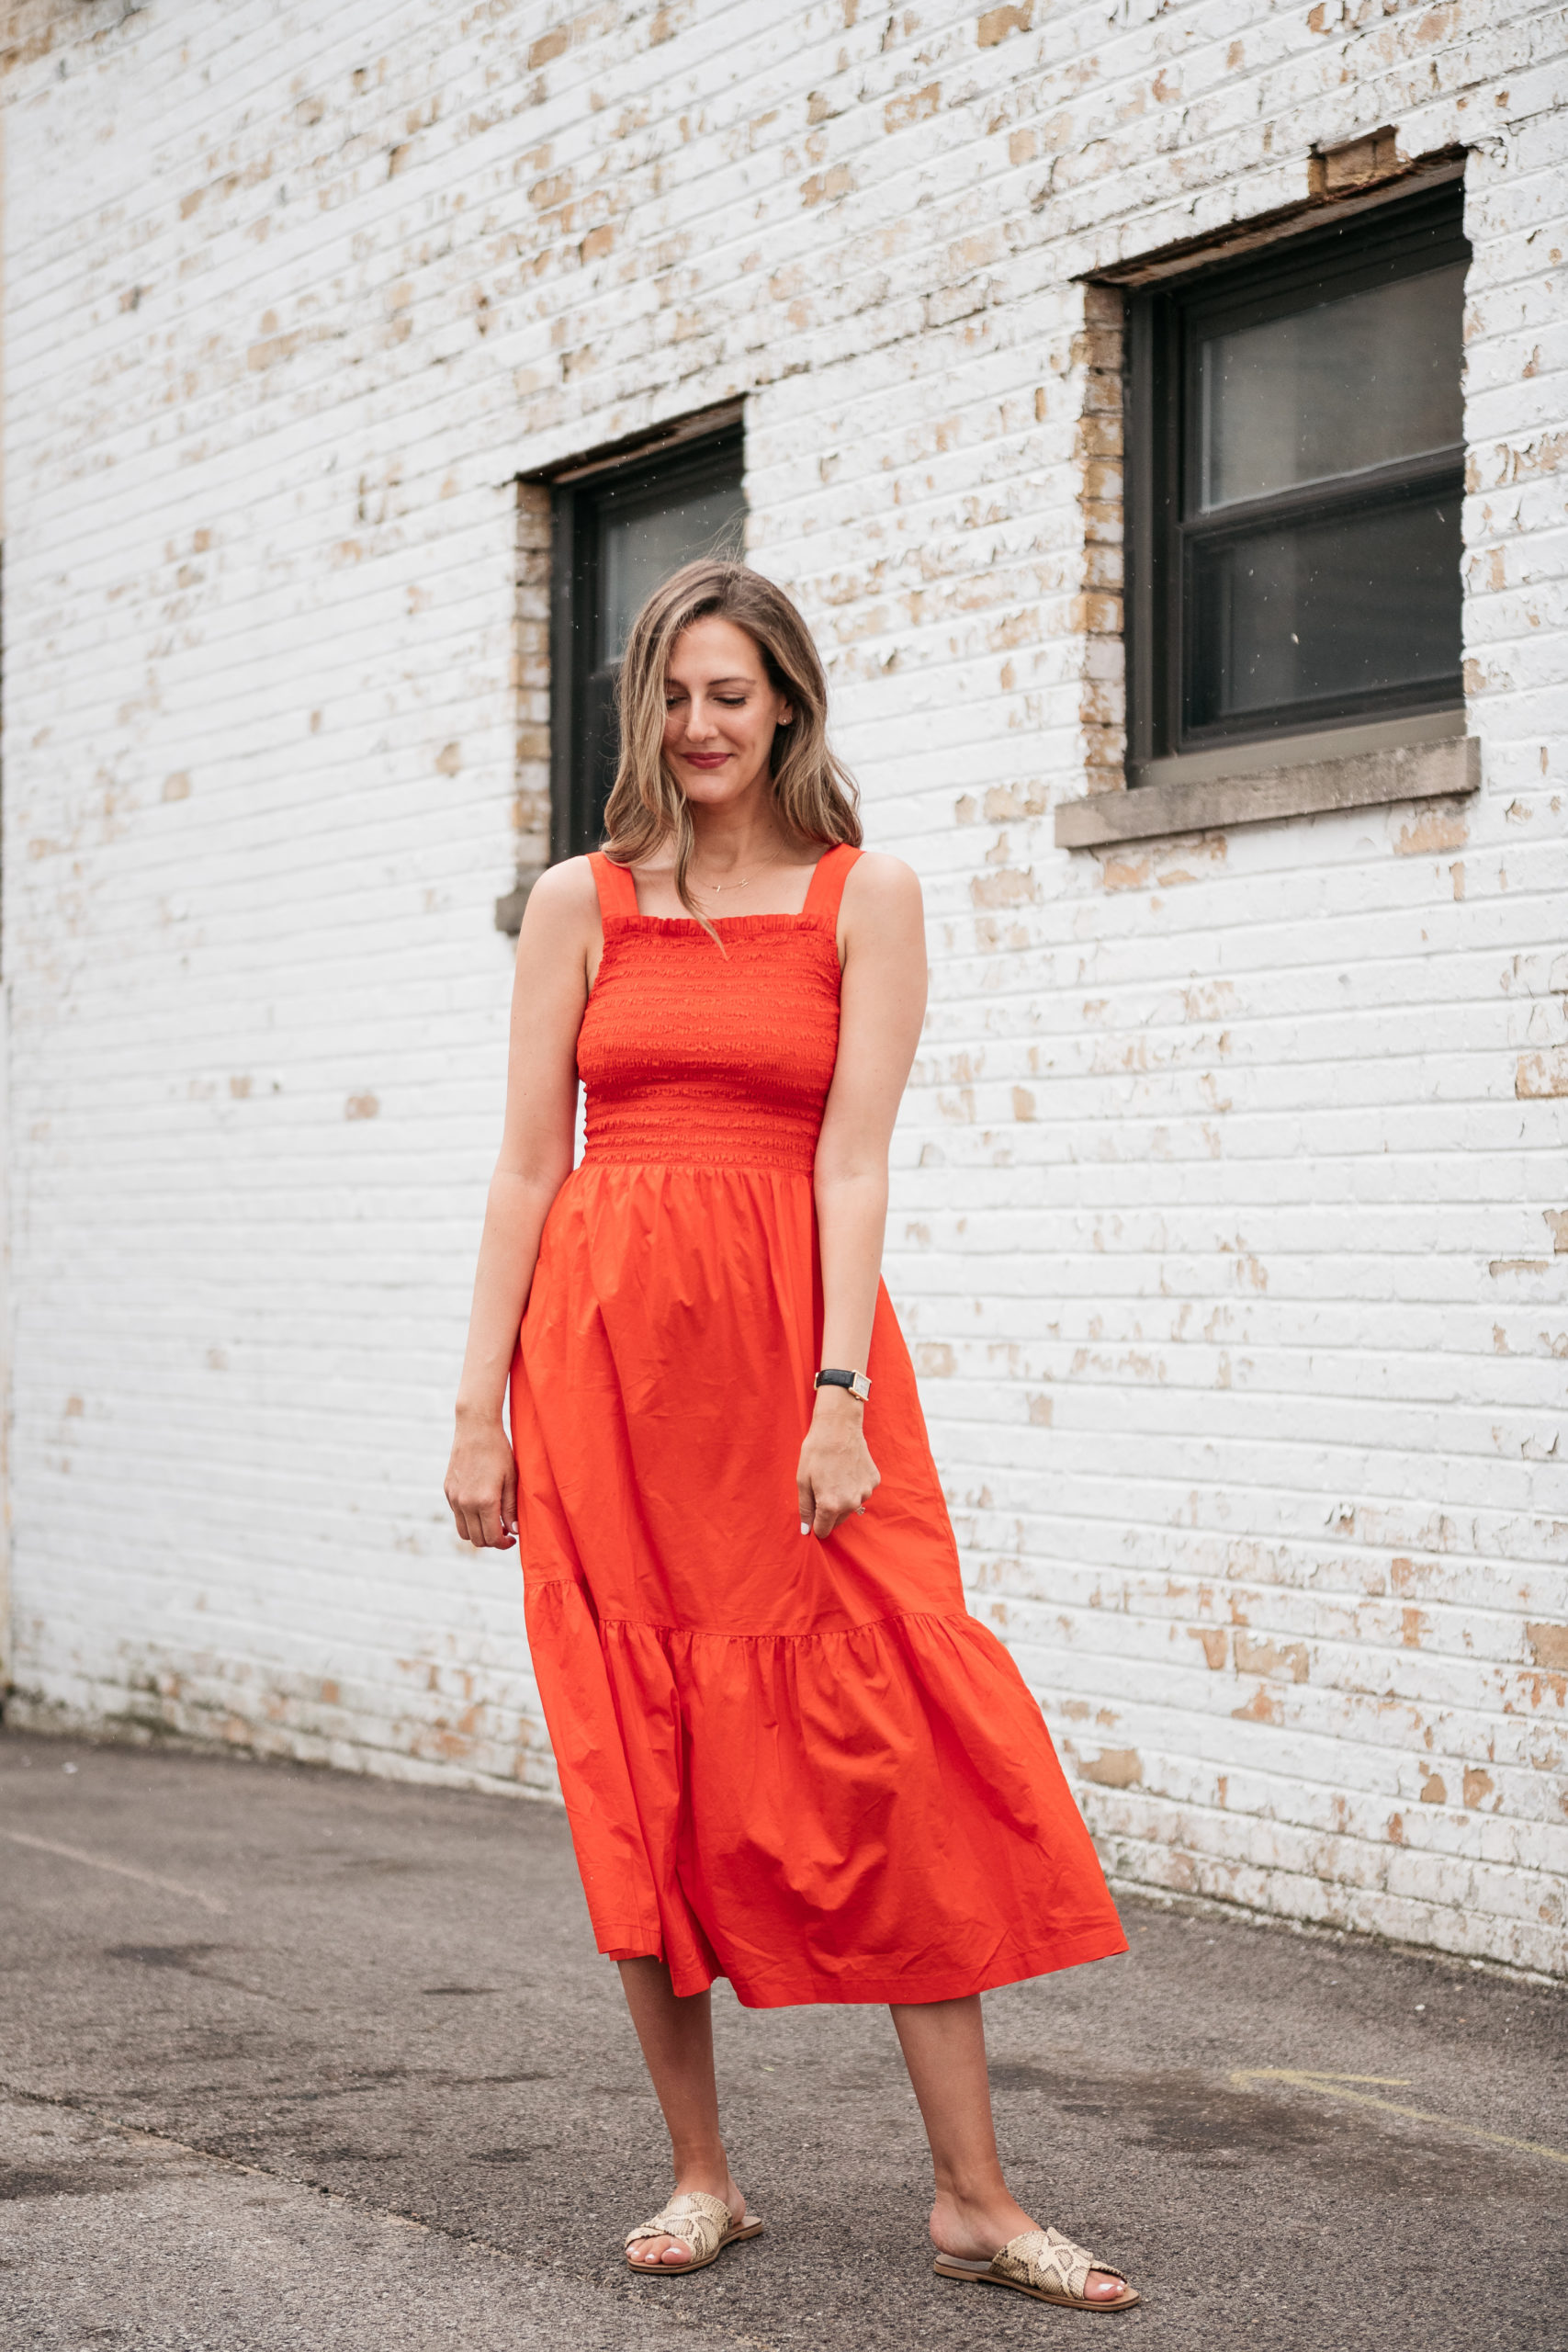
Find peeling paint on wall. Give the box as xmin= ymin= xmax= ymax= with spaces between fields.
xmin=3 ymin=0 xmax=1565 ymax=1974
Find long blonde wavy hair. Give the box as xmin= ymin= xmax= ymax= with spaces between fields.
xmin=602 ymin=560 xmax=861 ymax=924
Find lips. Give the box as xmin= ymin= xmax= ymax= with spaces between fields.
xmin=680 ymin=752 xmax=729 ymax=769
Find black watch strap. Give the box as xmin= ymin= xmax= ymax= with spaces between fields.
xmin=815 ymin=1366 xmax=871 ymax=1402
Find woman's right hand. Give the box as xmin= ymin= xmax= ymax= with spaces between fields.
xmin=444 ymin=1413 xmax=519 ymax=1550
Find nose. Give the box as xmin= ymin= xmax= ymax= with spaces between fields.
xmin=684 ymin=699 xmax=718 ymax=741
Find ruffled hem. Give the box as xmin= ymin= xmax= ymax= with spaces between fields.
xmin=525 ymin=1580 xmax=1127 ymax=2007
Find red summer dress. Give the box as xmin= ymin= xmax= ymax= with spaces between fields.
xmin=511 ymin=843 xmax=1126 ymax=2007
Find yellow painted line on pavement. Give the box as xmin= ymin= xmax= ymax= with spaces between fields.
xmin=2 ymin=1828 xmax=230 ymax=1917
xmin=1230 ymin=2067 xmax=1568 ymax=2169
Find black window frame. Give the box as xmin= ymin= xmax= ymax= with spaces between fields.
xmin=1125 ymin=183 xmax=1469 ymax=775
xmin=547 ymin=421 xmax=745 ymax=862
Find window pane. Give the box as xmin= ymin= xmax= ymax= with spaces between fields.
xmin=598 ymin=479 xmax=746 ymax=663
xmin=1197 ymin=261 xmax=1465 ymax=511
xmin=1188 ymin=492 xmax=1461 ymax=724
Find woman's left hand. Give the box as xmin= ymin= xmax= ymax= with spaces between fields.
xmin=796 ymin=1390 xmax=880 ymax=1539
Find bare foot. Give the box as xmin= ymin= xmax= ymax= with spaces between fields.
xmin=626 ymin=2167 xmax=747 ymax=2268
xmin=930 ymin=2188 xmax=1127 ymax=2305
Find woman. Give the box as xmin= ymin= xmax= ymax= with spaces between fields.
xmin=444 ymin=561 xmax=1136 ymax=2314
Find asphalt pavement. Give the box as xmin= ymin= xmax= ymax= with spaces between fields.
xmin=1 ymin=1730 xmax=1563 ymax=2351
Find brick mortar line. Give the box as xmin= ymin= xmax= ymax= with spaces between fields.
xmin=1104 ymin=1880 xmax=1567 ymax=1989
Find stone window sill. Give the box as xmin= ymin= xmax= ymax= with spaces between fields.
xmin=1054 ymin=711 xmax=1477 ymax=850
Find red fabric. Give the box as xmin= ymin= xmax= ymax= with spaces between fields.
xmin=512 ymin=845 xmax=1126 ymax=2006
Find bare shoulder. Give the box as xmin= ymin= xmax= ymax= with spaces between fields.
xmin=517 ymin=854 xmax=600 ymax=944
xmin=841 ymin=850 xmax=924 ymax=926
xmin=524 ymin=854 xmax=599 ymax=918
xmin=512 ymin=857 xmax=601 ymax=1011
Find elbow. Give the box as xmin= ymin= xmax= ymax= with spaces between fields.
xmin=493 ymin=1159 xmax=571 ymax=1206
xmin=813 ymin=1158 xmax=889 ymax=1202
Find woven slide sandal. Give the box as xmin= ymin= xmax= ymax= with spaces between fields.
xmin=626 ymin=2188 xmax=764 ymax=2276
xmin=935 ymin=2223 xmax=1140 ymax=2312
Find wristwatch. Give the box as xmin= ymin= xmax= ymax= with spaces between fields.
xmin=815 ymin=1367 xmax=871 ymax=1403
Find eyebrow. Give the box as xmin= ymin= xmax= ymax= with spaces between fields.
xmin=668 ymin=674 xmax=756 ymax=687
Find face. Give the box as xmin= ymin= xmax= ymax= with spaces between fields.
xmin=661 ymin=616 xmax=794 ymax=808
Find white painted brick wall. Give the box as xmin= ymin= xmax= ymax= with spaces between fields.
xmin=3 ymin=0 xmax=1564 ymax=1974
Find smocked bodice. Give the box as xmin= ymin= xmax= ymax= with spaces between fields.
xmin=576 ymin=849 xmax=856 ymax=1176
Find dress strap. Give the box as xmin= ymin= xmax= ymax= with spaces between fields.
xmin=590 ymin=851 xmax=640 ymax=922
xmin=801 ymin=842 xmax=861 ymax=931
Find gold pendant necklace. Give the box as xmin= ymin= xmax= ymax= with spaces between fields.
xmin=694 ymin=854 xmax=776 ymax=894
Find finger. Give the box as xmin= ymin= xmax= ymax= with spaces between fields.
xmin=813 ymin=1503 xmax=840 ymax=1541
xmin=796 ymin=1474 xmax=815 ymax=1536
xmin=502 ymin=1459 xmax=519 ymax=1536
xmin=476 ymin=1505 xmax=505 ymax=1550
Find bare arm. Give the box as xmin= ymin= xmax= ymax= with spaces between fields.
xmin=444 ymin=858 xmax=598 ymax=1550
xmin=797 ymin=854 xmax=928 ymax=1540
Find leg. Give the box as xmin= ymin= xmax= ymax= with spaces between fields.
xmin=617 ymin=1958 xmax=746 ymax=2267
xmin=890 ymin=1996 xmax=1125 ymax=2306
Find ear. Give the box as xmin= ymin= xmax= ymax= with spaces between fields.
xmin=775 ymin=702 xmax=795 ymax=728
